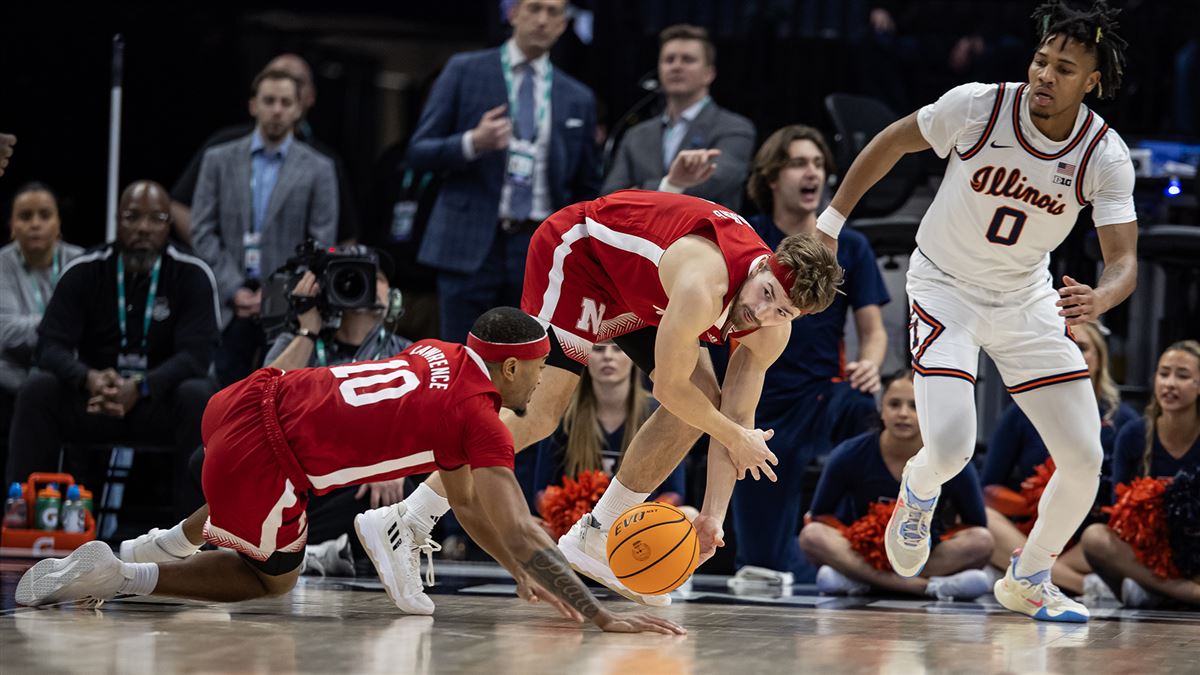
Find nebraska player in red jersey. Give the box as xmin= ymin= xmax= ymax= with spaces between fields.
xmin=16 ymin=308 xmax=684 ymax=635
xmin=394 ymin=190 xmax=842 ymax=605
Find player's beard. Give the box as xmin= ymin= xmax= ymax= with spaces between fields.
xmin=510 ymin=407 xmax=527 ymax=417
xmin=721 ymin=295 xmax=755 ymax=340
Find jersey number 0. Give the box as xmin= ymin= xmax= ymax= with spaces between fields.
xmin=331 ymin=360 xmax=420 ymax=407
xmin=985 ymin=206 xmax=1027 ymax=246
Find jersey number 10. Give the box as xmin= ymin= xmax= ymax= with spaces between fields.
xmin=331 ymin=360 xmax=420 ymax=407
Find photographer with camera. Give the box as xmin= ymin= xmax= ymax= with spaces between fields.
xmin=265 ymin=246 xmax=410 ymax=373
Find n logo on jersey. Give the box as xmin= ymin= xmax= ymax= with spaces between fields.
xmin=576 ymin=297 xmax=606 ymax=333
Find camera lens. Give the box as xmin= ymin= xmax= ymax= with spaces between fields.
xmin=325 ymin=263 xmax=374 ymax=309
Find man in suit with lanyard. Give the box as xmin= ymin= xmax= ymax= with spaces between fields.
xmin=602 ymin=24 xmax=756 ymax=211
xmin=407 ymin=0 xmax=599 ymax=344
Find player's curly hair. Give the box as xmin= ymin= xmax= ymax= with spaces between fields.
xmin=774 ymin=234 xmax=843 ymax=314
xmin=1031 ymin=0 xmax=1127 ymax=100
xmin=470 ymin=307 xmax=546 ymax=347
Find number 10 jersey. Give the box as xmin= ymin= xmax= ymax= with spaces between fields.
xmin=273 ymin=339 xmax=515 ymax=494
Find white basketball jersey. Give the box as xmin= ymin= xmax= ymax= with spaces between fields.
xmin=915 ymin=82 xmax=1134 ymax=291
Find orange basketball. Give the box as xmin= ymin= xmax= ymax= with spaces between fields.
xmin=606 ymin=502 xmax=698 ymax=595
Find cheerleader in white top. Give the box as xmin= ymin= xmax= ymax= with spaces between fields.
xmin=813 ymin=0 xmax=1137 ymax=622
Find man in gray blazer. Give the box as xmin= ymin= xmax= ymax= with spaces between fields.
xmin=192 ymin=69 xmax=338 ymax=385
xmin=602 ymin=24 xmax=756 ymax=211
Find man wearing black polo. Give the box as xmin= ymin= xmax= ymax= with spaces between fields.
xmin=6 ymin=181 xmax=220 ymax=515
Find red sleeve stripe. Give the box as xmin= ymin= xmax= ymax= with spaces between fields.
xmin=1012 ymin=84 xmax=1094 ymax=160
xmin=1074 ymin=124 xmax=1111 ymax=206
xmin=1006 ymin=369 xmax=1090 ymax=394
xmin=958 ymin=83 xmax=1007 ymax=161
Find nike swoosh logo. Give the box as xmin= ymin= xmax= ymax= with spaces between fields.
xmin=990 ymin=142 xmax=1012 ymax=149
xmin=1026 ymin=598 xmax=1044 ymax=608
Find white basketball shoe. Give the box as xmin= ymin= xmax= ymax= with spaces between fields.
xmin=993 ymin=551 xmax=1089 ymax=622
xmin=884 ymin=459 xmax=940 ymax=577
xmin=16 ymin=541 xmax=125 ymax=607
xmin=355 ymin=503 xmax=438 ymax=615
xmin=119 ymin=527 xmax=197 ymax=564
xmin=557 ymin=512 xmax=671 ymax=608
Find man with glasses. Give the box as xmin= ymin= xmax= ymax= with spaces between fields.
xmin=6 ymin=181 xmax=220 ymax=520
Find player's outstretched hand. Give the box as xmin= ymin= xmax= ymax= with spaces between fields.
xmin=515 ymin=575 xmax=585 ymax=623
xmin=694 ymin=513 xmax=724 ymax=565
xmin=727 ymin=427 xmax=779 ymax=482
xmin=1056 ymin=275 xmax=1102 ymax=325
xmin=595 ymin=610 xmax=687 ymax=635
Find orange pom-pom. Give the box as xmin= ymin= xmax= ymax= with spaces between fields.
xmin=845 ymin=501 xmax=898 ymax=572
xmin=1103 ymin=476 xmax=1179 ymax=579
xmin=537 ymin=470 xmax=611 ymax=539
xmin=1008 ymin=457 xmax=1057 ymax=535
xmin=984 ymin=485 xmax=1028 ymax=517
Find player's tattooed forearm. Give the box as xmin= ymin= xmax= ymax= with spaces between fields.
xmin=521 ymin=547 xmax=601 ymax=618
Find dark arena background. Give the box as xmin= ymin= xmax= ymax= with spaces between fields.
xmin=1 ymin=1 xmax=1197 ymax=673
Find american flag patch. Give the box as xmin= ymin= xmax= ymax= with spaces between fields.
xmin=1057 ymin=161 xmax=1076 ymax=176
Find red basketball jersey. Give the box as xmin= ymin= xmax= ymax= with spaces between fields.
xmin=272 ymin=340 xmax=513 ymax=494
xmin=535 ymin=190 xmax=776 ymax=344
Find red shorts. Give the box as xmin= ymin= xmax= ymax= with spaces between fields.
xmin=520 ymin=205 xmax=649 ymax=365
xmin=200 ymin=369 xmax=311 ymax=562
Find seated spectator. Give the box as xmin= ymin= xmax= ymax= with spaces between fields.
xmin=1081 ymin=340 xmax=1200 ymax=609
xmin=982 ymin=321 xmax=1137 ymax=595
xmin=602 ymin=24 xmax=754 ymax=210
xmin=6 ymin=181 xmax=219 ymax=517
xmin=170 ymin=54 xmax=359 ymax=246
xmin=1 ymin=183 xmax=84 ymax=468
xmin=531 ymin=341 xmax=687 ymax=514
xmin=192 ymin=68 xmax=338 ymax=385
xmin=720 ymin=125 xmax=888 ymax=584
xmin=798 ymin=371 xmax=994 ymax=600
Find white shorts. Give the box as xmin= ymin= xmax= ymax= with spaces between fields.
xmin=905 ymin=250 xmax=1089 ymax=394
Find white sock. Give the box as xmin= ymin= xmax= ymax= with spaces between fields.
xmin=119 ymin=562 xmax=159 ymax=596
xmin=1014 ymin=542 xmax=1058 ymax=580
xmin=160 ymin=521 xmax=202 ymax=558
xmin=403 ymin=482 xmax=450 ymax=537
xmin=590 ymin=478 xmax=650 ymax=529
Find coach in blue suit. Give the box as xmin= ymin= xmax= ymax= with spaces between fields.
xmin=407 ymin=0 xmax=599 ymax=342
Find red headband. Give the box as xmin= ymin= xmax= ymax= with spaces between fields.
xmin=767 ymin=255 xmax=797 ymax=295
xmin=467 ymin=332 xmax=551 ymax=362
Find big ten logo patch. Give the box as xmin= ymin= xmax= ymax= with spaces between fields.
xmin=612 ymin=509 xmax=645 ymax=538
xmin=576 ymin=297 xmax=606 ymax=333
xmin=712 ymin=209 xmax=751 ymax=228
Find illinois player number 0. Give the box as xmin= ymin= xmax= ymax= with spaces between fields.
xmin=985 ymin=206 xmax=1027 ymax=246
xmin=331 ymin=360 xmax=420 ymax=407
